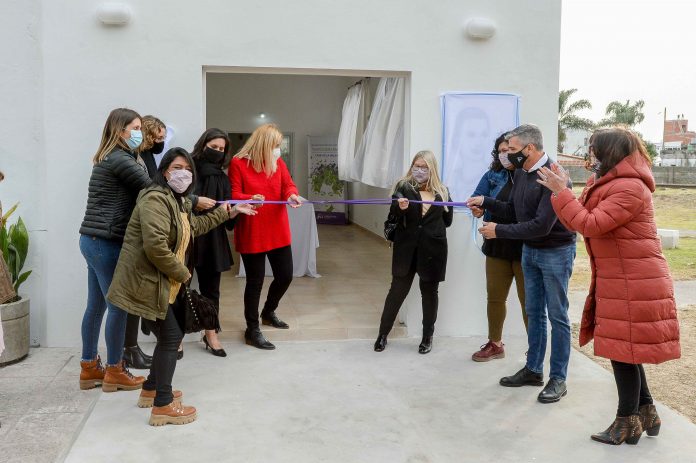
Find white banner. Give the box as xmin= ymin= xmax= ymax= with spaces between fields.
xmin=441 ymin=93 xmax=520 ymax=210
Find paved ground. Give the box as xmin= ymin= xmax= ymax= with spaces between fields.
xmin=3 ymin=336 xmax=695 ymax=463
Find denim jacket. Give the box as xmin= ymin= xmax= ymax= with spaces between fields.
xmin=472 ymin=169 xmax=511 ymax=221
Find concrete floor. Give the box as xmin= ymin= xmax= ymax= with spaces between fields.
xmin=56 ymin=336 xmax=696 ymax=463
xmin=216 ymin=224 xmax=407 ymax=342
xmin=5 ymin=225 xmax=696 ymax=462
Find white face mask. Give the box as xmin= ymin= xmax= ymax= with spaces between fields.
xmin=498 ymin=151 xmax=513 ymax=169
xmin=167 ymin=169 xmax=193 ymax=194
xmin=272 ymin=147 xmax=281 ymax=159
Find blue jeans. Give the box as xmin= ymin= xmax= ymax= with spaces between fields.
xmin=522 ymin=243 xmax=575 ymax=381
xmin=79 ymin=235 xmax=127 ymax=365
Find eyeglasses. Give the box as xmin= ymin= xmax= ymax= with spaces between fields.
xmin=411 ymin=167 xmax=429 ymax=173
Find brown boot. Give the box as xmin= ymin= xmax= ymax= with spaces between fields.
xmin=102 ymin=361 xmax=145 ymax=392
xmin=639 ymin=404 xmax=661 ymax=436
xmin=591 ymin=415 xmax=643 ymax=445
xmin=137 ymin=389 xmax=183 ymax=408
xmin=149 ymin=402 xmax=197 ymax=426
xmin=79 ymin=356 xmax=105 ymax=390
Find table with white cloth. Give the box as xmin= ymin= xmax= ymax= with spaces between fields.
xmin=238 ymin=199 xmax=320 ymax=278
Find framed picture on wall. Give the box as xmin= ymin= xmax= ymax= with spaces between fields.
xmin=280 ymin=132 xmax=294 ymax=174
xmin=227 ymin=131 xmax=294 ymax=176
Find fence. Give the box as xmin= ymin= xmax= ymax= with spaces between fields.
xmin=566 ymin=165 xmax=696 ymax=187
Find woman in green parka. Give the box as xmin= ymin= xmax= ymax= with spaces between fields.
xmin=107 ymin=147 xmax=256 ymax=426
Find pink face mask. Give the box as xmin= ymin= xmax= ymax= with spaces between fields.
xmin=167 ymin=169 xmax=193 ymax=193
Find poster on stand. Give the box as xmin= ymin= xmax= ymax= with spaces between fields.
xmin=308 ymin=135 xmax=347 ymax=224
xmin=441 ymin=92 xmax=520 ymax=211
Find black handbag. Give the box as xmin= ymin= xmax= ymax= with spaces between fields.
xmin=384 ymin=211 xmax=400 ymax=242
xmin=179 ymin=285 xmax=221 ymax=334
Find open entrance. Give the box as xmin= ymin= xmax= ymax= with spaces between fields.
xmin=203 ymin=67 xmax=410 ymax=342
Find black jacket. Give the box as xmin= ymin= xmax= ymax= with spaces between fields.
xmin=481 ymin=172 xmax=523 ymax=261
xmin=79 ymin=148 xmax=152 ymax=241
xmin=391 ymin=182 xmax=453 ymax=282
xmin=192 ymin=158 xmax=236 ymax=272
xmin=482 ymin=158 xmax=575 ymax=249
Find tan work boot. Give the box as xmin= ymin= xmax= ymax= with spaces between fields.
xmin=137 ymin=389 xmax=183 ymax=408
xmin=102 ymin=361 xmax=145 ymax=392
xmin=149 ymin=402 xmax=197 ymax=426
xmin=79 ymin=356 xmax=105 ymax=390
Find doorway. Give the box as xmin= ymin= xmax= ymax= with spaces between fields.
xmin=203 ymin=67 xmax=410 ymax=342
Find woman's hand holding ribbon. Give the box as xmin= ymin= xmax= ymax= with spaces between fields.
xmin=288 ymin=194 xmax=303 ymax=208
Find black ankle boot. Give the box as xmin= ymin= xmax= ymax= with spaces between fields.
xmin=123 ymin=345 xmax=153 ymax=370
xmin=418 ymin=336 xmax=432 ymax=354
xmin=591 ymin=415 xmax=643 ymax=445
xmin=374 ymin=335 xmax=387 ymax=352
xmin=245 ymin=329 xmax=276 ymax=350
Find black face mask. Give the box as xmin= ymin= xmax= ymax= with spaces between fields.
xmin=151 ymin=141 xmax=165 ymax=155
xmin=507 ymin=146 xmax=528 ymax=169
xmin=203 ymin=146 xmax=225 ymax=165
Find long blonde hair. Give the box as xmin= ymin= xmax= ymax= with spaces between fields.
xmin=393 ymin=150 xmax=450 ymax=210
xmin=92 ymin=108 xmax=141 ymax=164
xmin=234 ymin=124 xmax=283 ymax=177
xmin=138 ymin=115 xmax=166 ymax=153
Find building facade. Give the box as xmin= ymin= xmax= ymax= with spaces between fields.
xmin=1 ymin=0 xmax=562 ymax=346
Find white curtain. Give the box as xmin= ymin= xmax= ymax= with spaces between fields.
xmin=337 ymin=81 xmax=368 ymax=181
xmin=351 ymin=77 xmax=406 ymax=188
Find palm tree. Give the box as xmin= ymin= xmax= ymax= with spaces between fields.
xmin=558 ymin=89 xmax=594 ymax=153
xmin=598 ymin=99 xmax=645 ymax=127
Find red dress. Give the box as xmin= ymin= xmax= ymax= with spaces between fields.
xmin=229 ymin=157 xmax=298 ymax=254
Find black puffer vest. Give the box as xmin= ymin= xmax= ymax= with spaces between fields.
xmin=79 ymin=148 xmax=152 ymax=241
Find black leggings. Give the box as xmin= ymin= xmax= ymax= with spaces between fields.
xmin=241 ymin=245 xmax=293 ymax=331
xmin=124 ymin=313 xmax=141 ymax=347
xmin=143 ymin=305 xmax=185 ymax=407
xmin=379 ymin=255 xmax=439 ymax=337
xmin=611 ymin=360 xmax=654 ymax=417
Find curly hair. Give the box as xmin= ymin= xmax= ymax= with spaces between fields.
xmin=139 ymin=115 xmax=166 ymax=153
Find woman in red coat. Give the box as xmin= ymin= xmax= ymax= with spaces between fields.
xmin=537 ymin=127 xmax=680 ymax=446
xmin=229 ymin=124 xmax=301 ymax=350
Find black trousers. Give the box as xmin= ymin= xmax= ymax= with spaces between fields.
xmin=143 ymin=305 xmax=184 ymax=407
xmin=195 ymin=265 xmax=222 ymax=332
xmin=124 ymin=313 xmax=141 ymax=347
xmin=240 ymin=245 xmax=293 ymax=331
xmin=379 ymin=254 xmax=439 ymax=337
xmin=611 ymin=360 xmax=654 ymax=417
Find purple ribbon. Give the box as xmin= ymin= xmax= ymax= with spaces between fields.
xmin=217 ymin=199 xmax=470 ymax=207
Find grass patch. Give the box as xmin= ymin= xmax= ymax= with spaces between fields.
xmin=664 ymin=237 xmax=696 ymax=280
xmin=653 ymin=187 xmax=696 ymax=231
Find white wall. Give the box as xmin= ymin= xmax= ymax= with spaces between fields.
xmin=206 ymin=73 xmax=355 ymax=198
xmin=3 ymin=0 xmax=562 ymax=346
xmin=0 ymin=0 xmax=46 ymax=346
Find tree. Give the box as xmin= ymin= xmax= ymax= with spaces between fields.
xmin=641 ymin=137 xmax=658 ymax=161
xmin=558 ymin=89 xmax=594 ymax=153
xmin=598 ymin=99 xmax=645 ymax=127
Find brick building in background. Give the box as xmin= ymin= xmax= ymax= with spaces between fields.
xmin=664 ymin=115 xmax=696 ymax=148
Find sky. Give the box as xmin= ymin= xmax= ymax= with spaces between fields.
xmin=560 ymin=0 xmax=696 ymax=142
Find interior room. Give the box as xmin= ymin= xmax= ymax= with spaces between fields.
xmin=204 ymin=71 xmax=408 ymax=342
